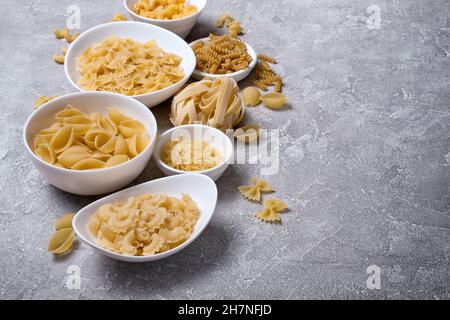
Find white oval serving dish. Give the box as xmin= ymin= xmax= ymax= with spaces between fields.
xmin=72 ymin=173 xmax=218 ymax=262
xmin=23 ymin=91 xmax=158 ymax=196
xmin=124 ymin=0 xmax=207 ymax=39
xmin=65 ymin=21 xmax=196 ymax=107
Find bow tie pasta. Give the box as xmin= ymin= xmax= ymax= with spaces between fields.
xmin=77 ymin=36 xmax=184 ymax=96
xmin=88 ymin=193 xmax=200 ymax=256
xmin=32 ymin=106 xmax=150 ymax=170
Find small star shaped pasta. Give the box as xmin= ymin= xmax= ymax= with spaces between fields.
xmin=255 ymin=198 xmax=289 ymax=222
xmin=239 ymin=177 xmax=274 ymax=202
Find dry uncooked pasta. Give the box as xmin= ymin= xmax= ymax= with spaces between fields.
xmin=53 ymin=28 xmax=80 ymax=43
xmin=193 ymin=34 xmax=252 ymax=74
xmin=134 ymin=0 xmax=197 ymax=20
xmin=261 ymin=92 xmax=288 ymax=109
xmin=77 ymin=36 xmax=184 ymax=96
xmin=32 ymin=106 xmax=150 ymax=170
xmin=34 ymin=95 xmax=59 ymax=109
xmin=255 ymin=198 xmax=288 ymax=222
xmin=234 ymin=124 xmax=260 ymax=143
xmin=239 ymin=177 xmax=274 ymax=202
xmin=112 ymin=13 xmax=128 ymax=21
xmin=253 ymin=56 xmax=283 ymax=93
xmin=170 ymin=77 xmax=245 ymax=131
xmin=53 ymin=47 xmax=67 ymax=65
xmin=55 ymin=213 xmax=75 ymax=230
xmin=48 ymin=228 xmax=76 ymax=254
xmin=242 ymin=86 xmax=261 ymax=107
xmin=161 ymin=138 xmax=222 ymax=171
xmin=215 ymin=14 xmax=243 ymax=37
xmin=88 ymin=193 xmax=200 ymax=256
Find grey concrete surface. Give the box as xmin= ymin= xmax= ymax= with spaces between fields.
xmin=0 ymin=0 xmax=449 ymax=300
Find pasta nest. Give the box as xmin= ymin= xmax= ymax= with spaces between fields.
xmin=170 ymin=77 xmax=245 ymax=131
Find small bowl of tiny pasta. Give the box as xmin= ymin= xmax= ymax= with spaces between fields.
xmin=72 ymin=173 xmax=217 ymax=262
xmin=154 ymin=125 xmax=233 ymax=181
xmin=190 ymin=35 xmax=257 ymax=82
xmin=64 ymin=21 xmax=196 ymax=108
xmin=124 ymin=0 xmax=207 ymax=38
xmin=23 ymin=91 xmax=158 ymax=196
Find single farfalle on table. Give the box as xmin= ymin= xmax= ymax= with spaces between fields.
xmin=170 ymin=77 xmax=245 ymax=131
xmin=239 ymin=177 xmax=274 ymax=202
xmin=88 ymin=193 xmax=200 ymax=256
xmin=255 ymin=198 xmax=289 ymax=223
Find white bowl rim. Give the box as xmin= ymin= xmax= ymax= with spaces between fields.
xmin=190 ymin=37 xmax=258 ymax=79
xmin=64 ymin=21 xmax=196 ymax=99
xmin=72 ymin=173 xmax=218 ymax=262
xmin=23 ymin=91 xmax=158 ymax=175
xmin=123 ymin=0 xmax=207 ymax=23
xmin=155 ymin=124 xmax=233 ymax=175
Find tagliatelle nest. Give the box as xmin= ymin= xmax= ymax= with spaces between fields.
xmin=170 ymin=77 xmax=245 ymax=131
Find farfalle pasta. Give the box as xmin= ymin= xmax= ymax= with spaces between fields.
xmin=170 ymin=77 xmax=245 ymax=131
xmin=134 ymin=0 xmax=198 ymax=20
xmin=255 ymin=198 xmax=288 ymax=222
xmin=88 ymin=193 xmax=200 ymax=256
xmin=239 ymin=177 xmax=274 ymax=202
xmin=161 ymin=138 xmax=223 ymax=171
xmin=32 ymin=106 xmax=150 ymax=170
xmin=77 ymin=36 xmax=184 ymax=96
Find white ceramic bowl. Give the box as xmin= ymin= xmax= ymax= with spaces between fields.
xmin=190 ymin=37 xmax=258 ymax=82
xmin=65 ymin=21 xmax=196 ymax=108
xmin=23 ymin=92 xmax=158 ymax=196
xmin=124 ymin=0 xmax=207 ymax=39
xmin=73 ymin=173 xmax=217 ymax=262
xmin=154 ymin=125 xmax=233 ymax=181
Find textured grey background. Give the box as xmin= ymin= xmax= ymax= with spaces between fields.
xmin=0 ymin=0 xmax=449 ymax=300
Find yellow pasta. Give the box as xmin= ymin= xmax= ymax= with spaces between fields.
xmin=234 ymin=124 xmax=260 ymax=143
xmin=170 ymin=77 xmax=245 ymax=131
xmin=112 ymin=13 xmax=128 ymax=22
xmin=77 ymin=36 xmax=184 ymax=96
xmin=193 ymin=34 xmax=252 ymax=74
xmin=48 ymin=228 xmax=75 ymax=254
xmin=255 ymin=198 xmax=288 ymax=222
xmin=242 ymin=86 xmax=261 ymax=107
xmin=215 ymin=14 xmax=243 ymax=36
xmin=253 ymin=55 xmax=284 ymax=92
xmin=53 ymin=54 xmax=65 ymax=64
xmin=160 ymin=138 xmax=223 ymax=171
xmin=33 ymin=95 xmax=59 ymax=109
xmin=239 ymin=177 xmax=274 ymax=202
xmin=261 ymin=92 xmax=288 ymax=109
xmin=53 ymin=28 xmax=79 ymax=43
xmin=32 ymin=106 xmax=150 ymax=170
xmin=134 ymin=0 xmax=198 ymax=20
xmin=55 ymin=213 xmax=75 ymax=230
xmin=88 ymin=193 xmax=200 ymax=256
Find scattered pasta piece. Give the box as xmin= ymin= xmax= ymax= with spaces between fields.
xmin=193 ymin=34 xmax=252 ymax=74
xmin=134 ymin=0 xmax=197 ymax=20
xmin=88 ymin=193 xmax=200 ymax=256
xmin=53 ymin=54 xmax=65 ymax=64
xmin=33 ymin=95 xmax=59 ymax=109
xmin=215 ymin=14 xmax=243 ymax=36
xmin=261 ymin=92 xmax=288 ymax=109
xmin=32 ymin=106 xmax=150 ymax=170
xmin=234 ymin=124 xmax=260 ymax=143
xmin=239 ymin=177 xmax=274 ymax=202
xmin=170 ymin=77 xmax=245 ymax=131
xmin=53 ymin=28 xmax=79 ymax=43
xmin=228 ymin=21 xmax=242 ymax=37
xmin=257 ymin=54 xmax=277 ymax=64
xmin=161 ymin=138 xmax=223 ymax=171
xmin=55 ymin=213 xmax=75 ymax=230
xmin=48 ymin=228 xmax=75 ymax=254
xmin=53 ymin=28 xmax=64 ymax=39
xmin=253 ymin=55 xmax=283 ymax=92
xmin=256 ymin=198 xmax=288 ymax=222
xmin=215 ymin=13 xmax=234 ymax=28
xmin=112 ymin=13 xmax=128 ymax=22
xmin=77 ymin=36 xmax=184 ymax=96
xmin=242 ymin=86 xmax=261 ymax=107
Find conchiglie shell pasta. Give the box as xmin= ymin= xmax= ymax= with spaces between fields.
xmin=94 ymin=133 xmax=116 ymax=154
xmin=35 ymin=141 xmax=56 ymax=164
xmin=50 ymin=126 xmax=75 ymax=153
xmin=261 ymin=92 xmax=288 ymax=109
xmin=118 ymin=119 xmax=146 ymax=138
xmin=71 ymin=158 xmax=105 ymax=170
xmin=114 ymin=135 xmax=128 ymax=156
xmin=234 ymin=124 xmax=260 ymax=143
xmin=63 ymin=116 xmax=93 ymax=134
xmin=58 ymin=146 xmax=92 ymax=168
xmin=126 ymin=133 xmax=149 ymax=157
xmin=105 ymin=155 xmax=129 ymax=167
xmin=242 ymin=87 xmax=261 ymax=107
xmin=55 ymin=213 xmax=75 ymax=230
xmin=48 ymin=228 xmax=75 ymax=254
xmin=55 ymin=106 xmax=87 ymax=120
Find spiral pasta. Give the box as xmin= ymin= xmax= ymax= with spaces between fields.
xmin=32 ymin=106 xmax=150 ymax=170
xmin=170 ymin=77 xmax=245 ymax=131
xmin=133 ymin=0 xmax=197 ymax=20
xmin=77 ymin=36 xmax=184 ymax=96
xmin=88 ymin=193 xmax=200 ymax=256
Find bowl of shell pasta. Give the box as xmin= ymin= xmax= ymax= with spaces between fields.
xmin=23 ymin=92 xmax=158 ymax=195
xmin=64 ymin=21 xmax=196 ymax=107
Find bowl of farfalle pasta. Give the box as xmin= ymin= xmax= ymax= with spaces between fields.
xmin=124 ymin=0 xmax=207 ymax=38
xmin=64 ymin=21 xmax=196 ymax=107
xmin=23 ymin=91 xmax=158 ymax=195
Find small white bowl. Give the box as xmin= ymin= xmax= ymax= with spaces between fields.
xmin=124 ymin=0 xmax=207 ymax=39
xmin=155 ymin=125 xmax=233 ymax=181
xmin=190 ymin=37 xmax=258 ymax=82
xmin=73 ymin=173 xmax=217 ymax=262
xmin=23 ymin=92 xmax=158 ymax=196
xmin=65 ymin=21 xmax=196 ymax=108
